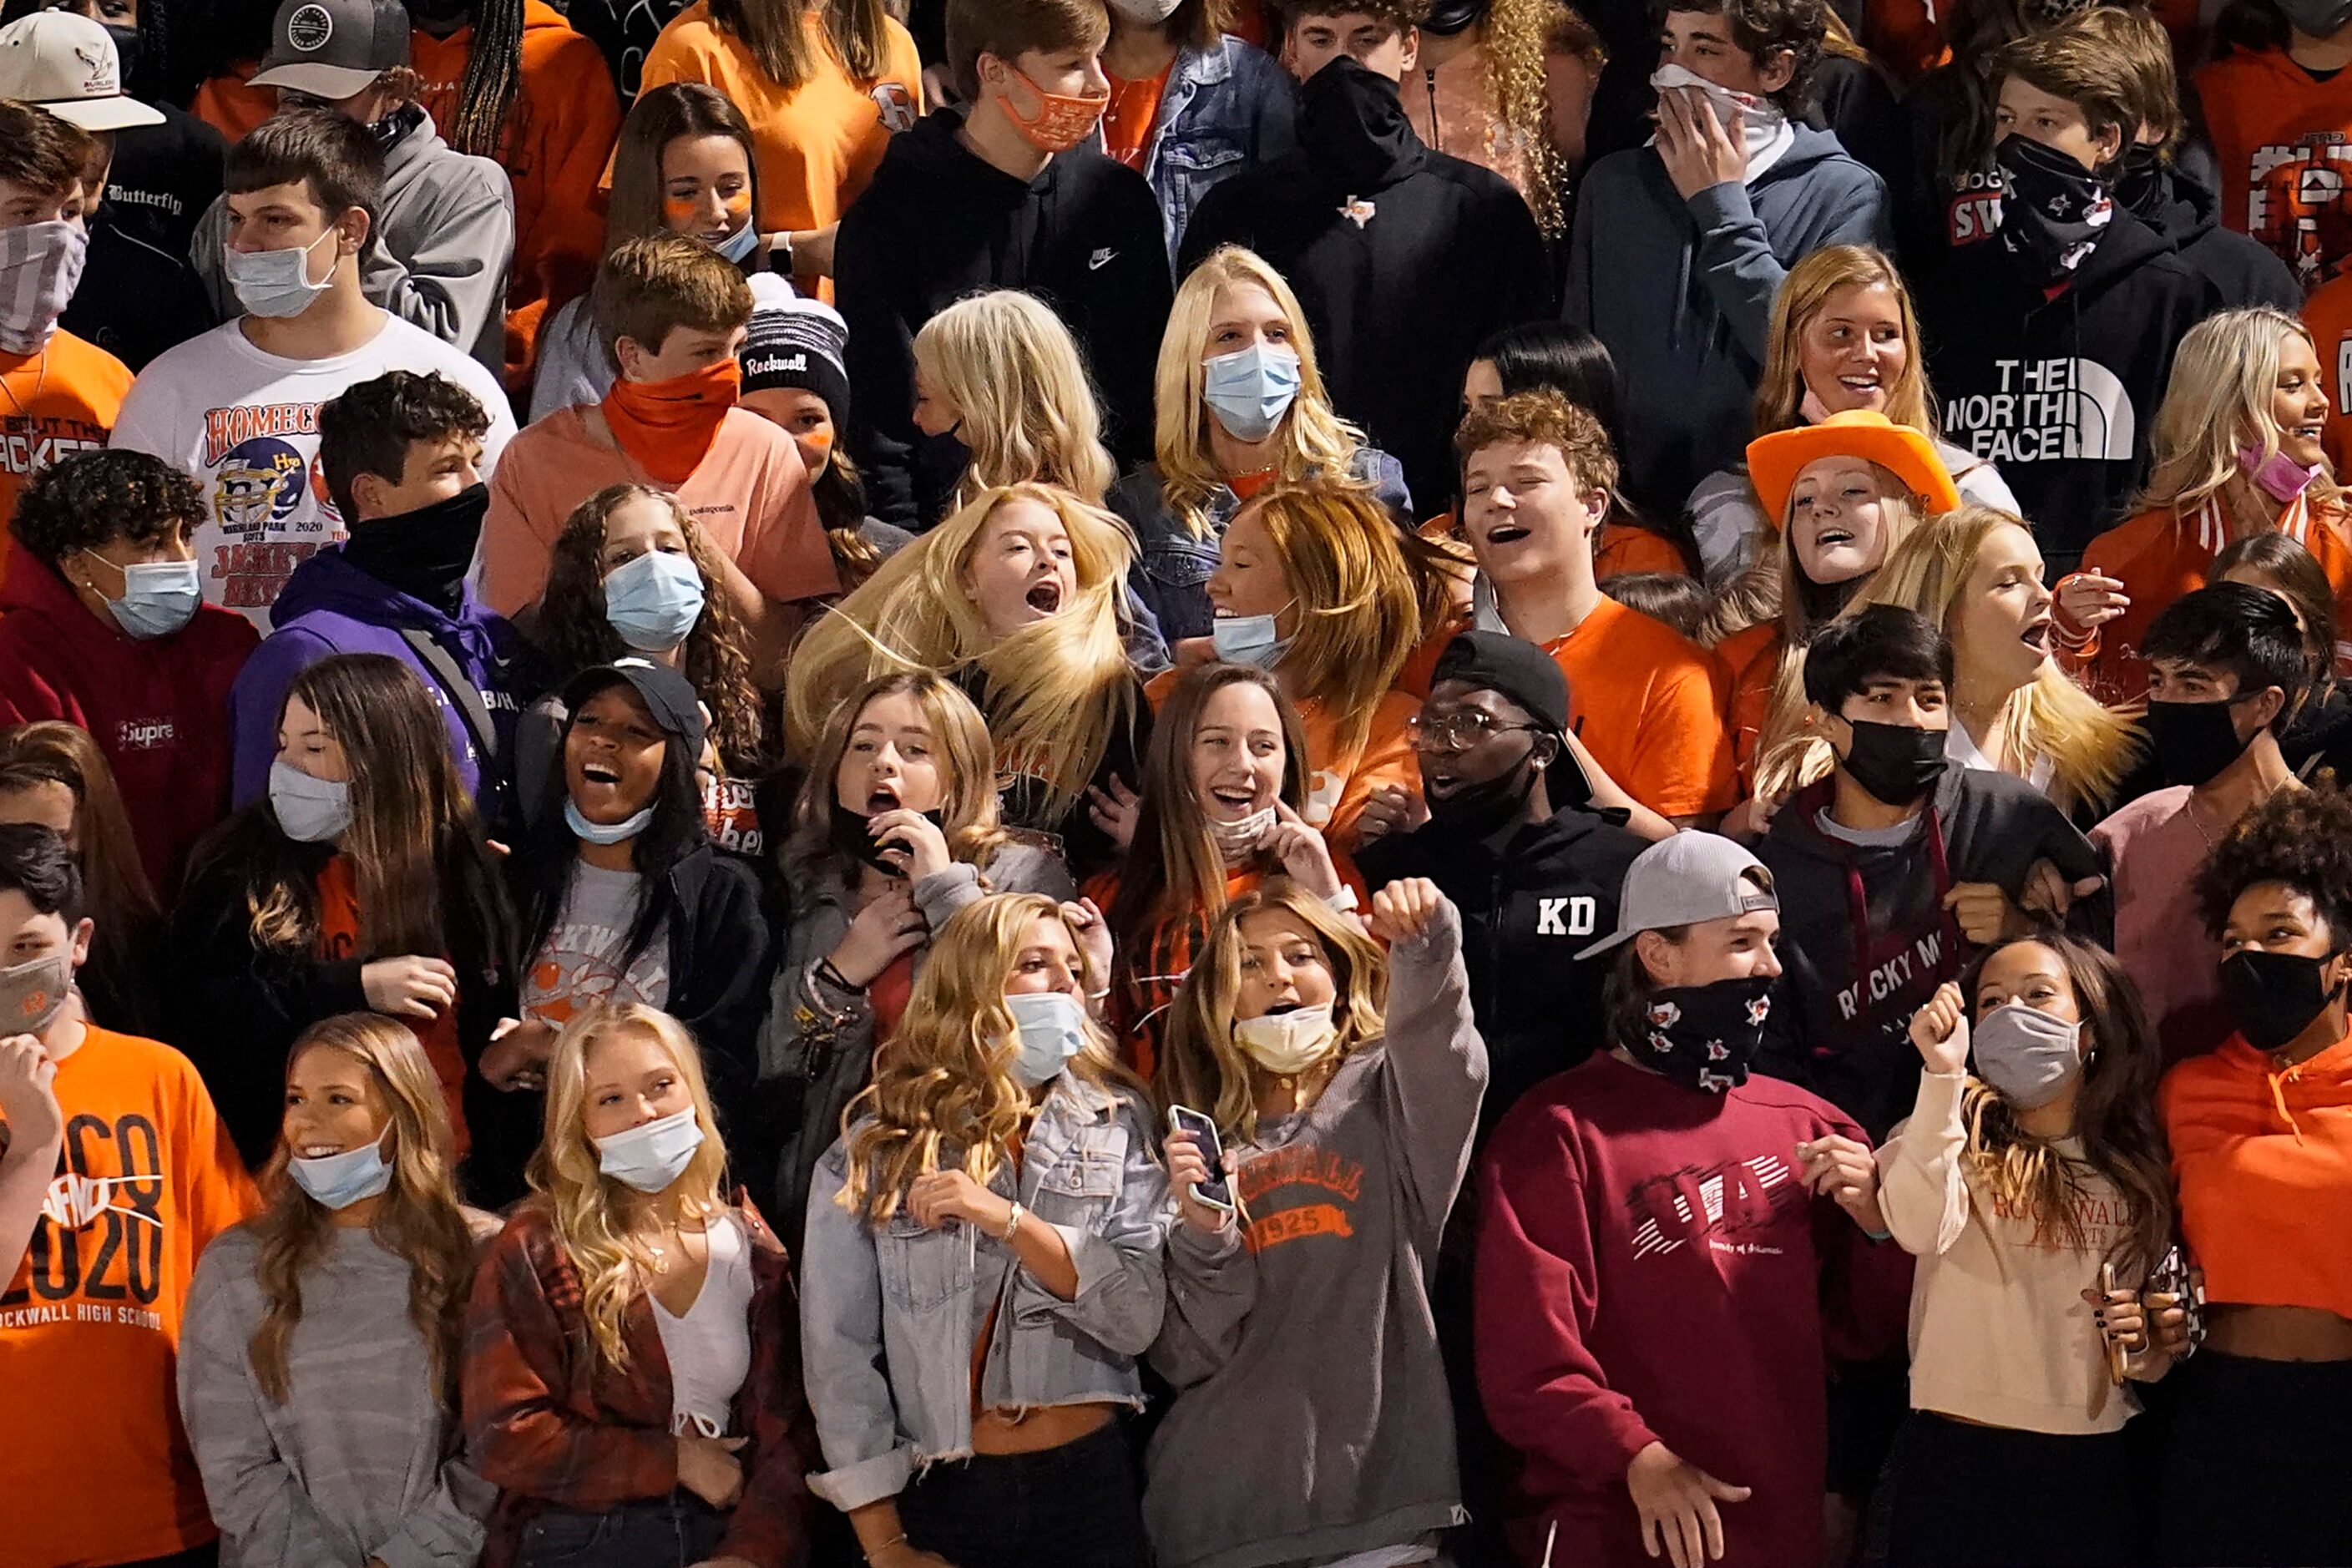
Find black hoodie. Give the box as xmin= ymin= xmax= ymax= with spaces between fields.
xmin=1179 ymin=58 xmax=1552 ymax=508
xmin=2121 ymin=157 xmax=2301 ymax=313
xmin=834 ymin=107 xmax=1172 ymax=530
xmin=1917 ymin=202 xmax=2223 ymax=574
xmin=1753 ymin=763 xmax=2106 ymax=1140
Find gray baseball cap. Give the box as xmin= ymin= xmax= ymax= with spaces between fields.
xmin=1574 ymin=832 xmax=1779 ymax=960
xmin=250 ymin=0 xmax=411 ymax=101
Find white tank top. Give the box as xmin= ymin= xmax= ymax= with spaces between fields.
xmin=650 ymin=1212 xmax=755 ymax=1438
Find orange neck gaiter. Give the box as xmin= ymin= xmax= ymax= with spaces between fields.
xmin=603 ymin=359 xmax=741 ymax=486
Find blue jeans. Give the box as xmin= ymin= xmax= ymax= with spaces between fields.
xmin=898 ymin=1421 xmax=1149 ymax=1568
xmin=514 ymin=1495 xmax=726 ymax=1568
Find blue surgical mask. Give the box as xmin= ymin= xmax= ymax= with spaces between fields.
xmin=1211 ymin=611 xmax=1288 ymax=669
xmin=602 ymin=550 xmax=707 ymax=651
xmin=594 ymin=1105 xmax=705 ymax=1194
xmin=565 ymin=798 xmax=654 ymax=845
xmin=1006 ymin=991 xmax=1087 ymax=1087
xmin=88 ymin=554 xmax=200 ymax=640
xmin=1201 ymin=342 xmax=1302 ymax=443
xmin=287 ymin=1133 xmax=393 ymax=1210
xmin=222 ymin=227 xmax=336 ymax=320
xmin=270 ymin=759 xmax=352 ymax=842
xmin=713 ymin=220 xmax=760 ymax=266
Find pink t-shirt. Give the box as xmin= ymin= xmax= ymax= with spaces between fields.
xmin=481 ymin=403 xmax=839 ymax=615
xmin=2091 ymin=785 xmax=2228 ymax=1065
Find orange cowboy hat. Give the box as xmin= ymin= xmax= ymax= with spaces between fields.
xmin=1746 ymin=410 xmax=1963 ymax=524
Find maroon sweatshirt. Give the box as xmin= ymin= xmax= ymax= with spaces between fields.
xmin=1474 ymin=1053 xmax=1910 ymax=1568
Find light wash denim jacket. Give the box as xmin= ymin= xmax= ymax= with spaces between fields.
xmin=798 ymin=1073 xmax=1172 ymax=1510
xmin=1136 ymin=37 xmax=1299 ymax=265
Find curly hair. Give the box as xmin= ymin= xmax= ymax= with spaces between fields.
xmin=2196 ymin=783 xmax=2352 ymax=943
xmin=317 ymin=372 xmax=492 ymax=525
xmin=1667 ymin=0 xmax=1826 ymax=114
xmin=1455 ymin=387 xmax=1619 ymax=494
xmin=12 ymin=450 xmax=205 ymax=566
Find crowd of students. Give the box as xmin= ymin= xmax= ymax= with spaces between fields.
xmin=3 ymin=0 xmax=2352 ymax=1561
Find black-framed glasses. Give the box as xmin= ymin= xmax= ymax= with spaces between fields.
xmin=1405 ymin=710 xmax=1545 ymax=753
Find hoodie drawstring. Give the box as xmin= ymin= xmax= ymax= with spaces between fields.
xmin=2266 ymin=1060 xmax=2309 ymax=1142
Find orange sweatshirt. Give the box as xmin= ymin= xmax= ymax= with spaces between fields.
xmin=2194 ymin=45 xmax=2352 ymax=291
xmin=2305 ymin=270 xmax=2352 ymax=473
xmin=1715 ymin=620 xmax=1783 ymax=790
xmin=2161 ymin=1029 xmax=2352 ymax=1321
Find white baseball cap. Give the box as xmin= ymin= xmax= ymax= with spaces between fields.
xmin=1574 ymin=832 xmax=1780 ymax=960
xmin=0 ymin=12 xmax=163 ymax=134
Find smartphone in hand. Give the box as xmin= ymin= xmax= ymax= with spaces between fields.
xmin=1167 ymin=1105 xmax=1236 ymax=1214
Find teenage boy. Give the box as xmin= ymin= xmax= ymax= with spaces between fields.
xmin=1475 ymin=830 xmax=1909 ymax=1568
xmin=2195 ymin=0 xmax=2352 ymax=289
xmin=1917 ymin=24 xmax=2219 ymax=572
xmin=111 ymin=108 xmax=515 ymax=630
xmin=1753 ymin=604 xmax=2105 ymax=1141
xmin=191 ymin=0 xmax=517 ymax=372
xmin=0 ymin=451 xmax=259 ymax=888
xmin=1564 ymin=0 xmax=1889 ymax=514
xmin=230 ymin=370 xmax=540 ymax=832
xmin=1178 ymin=0 xmax=1551 ymax=510
xmin=834 ymin=0 xmax=1171 ymax=529
xmin=2092 ymin=584 xmax=2306 ymax=1065
xmin=0 ymin=97 xmax=133 ymax=543
xmin=1438 ymin=389 xmax=1737 ymax=827
xmin=1359 ymin=629 xmax=1647 ymax=1130
xmin=482 ymin=234 xmax=835 ymax=655
xmin=0 ymin=823 xmax=259 ymax=1568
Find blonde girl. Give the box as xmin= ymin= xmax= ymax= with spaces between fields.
xmin=463 ymin=1005 xmax=808 ymax=1568
xmin=180 ymin=1014 xmax=492 ymax=1568
xmin=799 ymin=893 xmax=1169 ymax=1568
xmin=912 ymin=291 xmax=1118 ymax=514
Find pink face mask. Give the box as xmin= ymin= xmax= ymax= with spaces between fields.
xmin=997 ymin=65 xmax=1110 ymax=153
xmin=2239 ymin=443 xmax=2322 ymax=503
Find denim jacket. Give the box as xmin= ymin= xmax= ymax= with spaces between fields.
xmin=1137 ymin=37 xmax=1299 ymax=264
xmin=1112 ymin=448 xmax=1414 ymax=648
xmin=798 ymin=1073 xmax=1172 ymax=1510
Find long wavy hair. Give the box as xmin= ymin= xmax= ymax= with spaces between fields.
xmin=1156 ymin=883 xmax=1388 ymax=1145
xmin=779 ymin=671 xmax=1009 ymax=896
xmin=784 ymin=484 xmax=1138 ymax=820
xmin=1480 ymin=0 xmax=1572 ymax=231
xmin=602 ymin=83 xmax=763 ymax=259
xmin=526 ymin=1005 xmax=731 ymax=1368
xmin=1960 ymin=934 xmax=2172 ymax=1277
xmin=837 ymin=894 xmax=1141 ymax=1224
xmin=1864 ymin=507 xmax=2140 ymax=815
xmin=1152 ymin=246 xmax=1372 ymax=540
xmin=914 ymin=291 xmax=1116 ymax=511
xmin=245 ymin=1014 xmax=476 ymax=1404
xmin=538 ymin=484 xmax=765 ymax=773
xmin=0 ymin=719 xmax=157 ymax=945
xmin=2213 ymin=531 xmax=2343 ymax=731
xmin=710 ymin=0 xmax=896 ymax=94
xmin=2135 ymin=308 xmax=2344 ymax=528
xmin=1753 ymin=245 xmax=1936 ymax=439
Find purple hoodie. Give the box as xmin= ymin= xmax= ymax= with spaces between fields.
xmin=227 ymin=546 xmax=544 ymax=832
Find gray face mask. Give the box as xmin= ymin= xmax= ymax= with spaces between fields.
xmin=0 ymin=953 xmax=73 ymax=1038
xmin=1971 ymin=1002 xmax=2085 ymax=1110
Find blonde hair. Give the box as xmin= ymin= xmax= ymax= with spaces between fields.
xmin=837 ymin=894 xmax=1141 ymax=1224
xmin=914 ymin=291 xmax=1116 ymax=510
xmin=781 ymin=671 xmax=1009 ymax=890
xmin=1153 ymin=248 xmax=1370 ymax=541
xmin=2137 ymin=307 xmax=2344 ymax=526
xmin=1753 ymin=246 xmax=1935 ymax=440
xmin=1156 ymin=884 xmax=1388 ymax=1145
xmin=247 ymin=1015 xmax=474 ymax=1405
xmin=784 ymin=484 xmax=1139 ymax=822
xmin=1864 ymin=507 xmax=2140 ymax=815
xmin=1485 ymin=0 xmax=1572 ymax=232
xmin=526 ymin=1006 xmax=730 ymax=1368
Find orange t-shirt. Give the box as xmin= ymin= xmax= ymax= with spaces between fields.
xmin=2195 ymin=46 xmax=2352 ymax=290
xmin=2306 ymin=271 xmax=2352 ymax=473
xmin=482 ymin=403 xmax=838 ymax=615
xmin=1715 ymin=620 xmax=1784 ymax=789
xmin=2067 ymin=496 xmax=2352 ymax=706
xmin=1593 ymin=519 xmax=1695 ymax=582
xmin=190 ymin=62 xmax=272 ymax=142
xmin=1103 ymin=61 xmax=1175 ymax=173
xmin=0 ymin=331 xmax=133 ymax=594
xmin=0 ymin=1026 xmax=260 ymax=1567
xmin=315 ymin=855 xmax=471 ymax=1156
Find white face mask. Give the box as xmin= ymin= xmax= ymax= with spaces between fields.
xmin=0 ymin=219 xmax=89 ymax=355
xmin=1206 ymin=804 xmax=1277 ymax=866
xmin=1648 ymin=63 xmax=1791 ymax=179
xmin=1234 ymin=1001 xmax=1340 ymax=1076
xmin=1108 ymin=0 xmax=1185 ymax=19
xmin=223 ymin=226 xmax=338 ymax=319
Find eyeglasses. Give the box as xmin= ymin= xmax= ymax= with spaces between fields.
xmin=1405 ymin=710 xmax=1545 ymax=753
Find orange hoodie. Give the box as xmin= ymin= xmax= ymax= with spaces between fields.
xmin=2161 ymin=1029 xmax=2352 ymax=1322
xmin=2305 ymin=270 xmax=2352 ymax=473
xmin=2194 ymin=45 xmax=2352 ymax=291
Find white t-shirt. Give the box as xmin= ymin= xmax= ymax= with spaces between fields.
xmin=650 ymin=1211 xmax=755 ymax=1439
xmin=109 ymin=311 xmax=517 ymax=628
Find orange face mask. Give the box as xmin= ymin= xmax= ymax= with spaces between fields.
xmin=998 ymin=65 xmax=1110 ymax=153
xmin=602 ymin=358 xmax=741 ymax=486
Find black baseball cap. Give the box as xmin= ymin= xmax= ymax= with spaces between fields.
xmin=562 ymin=658 xmax=707 ymax=761
xmin=250 ymin=0 xmax=412 ymax=101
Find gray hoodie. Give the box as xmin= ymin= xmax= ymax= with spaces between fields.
xmin=193 ymin=109 xmax=513 ymax=372
xmin=1565 ymin=125 xmax=1891 ymax=514
xmin=1144 ymin=902 xmax=1488 ymax=1568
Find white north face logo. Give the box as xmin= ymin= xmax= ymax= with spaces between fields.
xmin=1535 ymin=897 xmax=1596 ymax=938
xmin=287 ymin=3 xmax=334 ymax=49
xmin=1944 ymin=357 xmax=2135 ymax=466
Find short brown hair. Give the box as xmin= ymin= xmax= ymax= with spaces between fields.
xmin=590 ymin=233 xmax=755 ymax=365
xmin=1665 ymin=0 xmax=1825 ymax=114
xmin=1286 ymin=0 xmax=1429 ymax=40
xmin=225 ymin=106 xmax=384 ymax=225
xmin=318 ymin=372 xmax=493 ymax=524
xmin=0 ymin=101 xmax=94 ymax=200
xmin=2063 ymin=6 xmax=2183 ymax=158
xmin=944 ymin=0 xmax=1110 ymax=103
xmin=1456 ymin=387 xmax=1620 ymax=495
xmin=1996 ymin=23 xmax=2138 ymax=171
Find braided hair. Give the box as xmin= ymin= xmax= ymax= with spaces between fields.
xmin=439 ymin=0 xmax=524 ymax=159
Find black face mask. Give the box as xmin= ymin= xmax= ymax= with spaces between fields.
xmin=1424 ymin=735 xmax=1544 ymax=838
xmin=829 ymin=799 xmax=946 ymax=878
xmin=1626 ymin=974 xmax=1775 ymax=1094
xmin=1839 ymin=718 xmax=1946 ymax=807
xmin=2276 ymin=0 xmax=2352 ymax=38
xmin=2145 ymin=696 xmax=2258 ymax=789
xmin=2221 ymin=948 xmax=2347 ymax=1053
xmin=403 ymin=0 xmax=474 ymax=30
xmin=106 ymin=23 xmax=141 ymax=92
xmin=340 ymin=482 xmax=488 ymax=613
xmin=1996 ymin=133 xmax=2113 ymax=286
